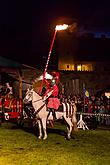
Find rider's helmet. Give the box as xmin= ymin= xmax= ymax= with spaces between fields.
xmin=50 ymin=78 xmax=56 ymax=86
xmin=51 ymin=71 xmax=60 ymax=84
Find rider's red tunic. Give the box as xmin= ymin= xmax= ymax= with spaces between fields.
xmin=44 ymin=80 xmax=60 ymax=110
xmin=47 ymin=84 xmax=60 ymax=110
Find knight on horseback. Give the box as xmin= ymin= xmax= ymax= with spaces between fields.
xmin=23 ymin=73 xmax=78 ymax=139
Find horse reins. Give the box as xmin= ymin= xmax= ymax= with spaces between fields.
xmin=32 ymin=98 xmax=43 ymax=103
xmin=33 ymin=103 xmax=45 ymax=116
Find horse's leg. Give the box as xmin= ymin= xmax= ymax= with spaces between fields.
xmin=71 ymin=113 xmax=78 ymax=133
xmin=41 ymin=118 xmax=47 ymax=140
xmin=64 ymin=116 xmax=73 ymax=139
xmin=37 ymin=120 xmax=42 ymax=139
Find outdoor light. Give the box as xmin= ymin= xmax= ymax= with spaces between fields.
xmin=55 ymin=24 xmax=68 ymax=31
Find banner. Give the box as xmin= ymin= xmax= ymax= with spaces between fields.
xmin=83 ymin=84 xmax=90 ymax=98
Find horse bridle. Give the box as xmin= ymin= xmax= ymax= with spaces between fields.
xmin=25 ymin=90 xmax=43 ymax=103
xmin=23 ymin=92 xmax=32 ymax=103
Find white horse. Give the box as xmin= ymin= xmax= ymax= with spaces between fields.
xmin=23 ymin=88 xmax=78 ymax=140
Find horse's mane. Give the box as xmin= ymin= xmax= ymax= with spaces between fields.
xmin=32 ymin=88 xmax=42 ymax=99
xmin=32 ymin=81 xmax=41 ymax=93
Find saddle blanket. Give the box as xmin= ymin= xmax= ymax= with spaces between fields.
xmin=47 ymin=103 xmax=73 ymax=118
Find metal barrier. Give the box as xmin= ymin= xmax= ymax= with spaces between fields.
xmin=77 ymin=112 xmax=110 ymax=130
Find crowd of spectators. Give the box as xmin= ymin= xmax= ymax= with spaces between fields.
xmin=59 ymin=93 xmax=110 ymax=127
xmin=59 ymin=94 xmax=110 ymax=114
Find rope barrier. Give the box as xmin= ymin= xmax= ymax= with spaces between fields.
xmin=77 ymin=112 xmax=110 ymax=117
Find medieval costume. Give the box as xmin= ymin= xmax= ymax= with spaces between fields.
xmin=43 ymin=72 xmax=60 ymax=119
xmin=0 ymin=83 xmax=5 ymax=96
xmin=4 ymin=82 xmax=13 ymax=99
xmin=0 ymin=83 xmax=13 ymax=112
xmin=0 ymin=84 xmax=7 ymax=112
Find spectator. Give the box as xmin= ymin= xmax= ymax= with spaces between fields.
xmin=0 ymin=83 xmax=3 ymax=96
xmin=4 ymin=82 xmax=13 ymax=99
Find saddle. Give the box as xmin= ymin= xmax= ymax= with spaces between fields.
xmin=57 ymin=104 xmax=63 ymax=112
xmin=46 ymin=104 xmax=63 ymax=112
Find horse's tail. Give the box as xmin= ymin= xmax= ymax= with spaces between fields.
xmin=71 ymin=103 xmax=78 ymax=134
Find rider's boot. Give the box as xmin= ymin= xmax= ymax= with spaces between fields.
xmin=47 ymin=108 xmax=51 ymax=119
xmin=52 ymin=109 xmax=57 ymax=120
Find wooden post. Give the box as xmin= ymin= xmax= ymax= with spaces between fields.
xmin=83 ymin=83 xmax=86 ymax=113
xmin=19 ymin=76 xmax=22 ymax=99
xmin=18 ymin=70 xmax=22 ymax=99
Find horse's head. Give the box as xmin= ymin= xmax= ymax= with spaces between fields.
xmin=23 ymin=88 xmax=33 ymax=104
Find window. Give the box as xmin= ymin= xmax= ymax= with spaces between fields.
xmin=77 ymin=64 xmax=93 ymax=71
xmin=77 ymin=65 xmax=82 ymax=71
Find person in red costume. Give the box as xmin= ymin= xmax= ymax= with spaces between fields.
xmin=43 ymin=72 xmax=60 ymax=119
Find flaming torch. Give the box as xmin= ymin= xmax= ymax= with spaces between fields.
xmin=39 ymin=24 xmax=68 ymax=94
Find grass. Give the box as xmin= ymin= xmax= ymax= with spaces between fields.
xmin=0 ymin=121 xmax=110 ymax=165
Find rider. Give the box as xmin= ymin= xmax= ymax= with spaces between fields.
xmin=2 ymin=82 xmax=13 ymax=112
xmin=43 ymin=72 xmax=60 ymax=120
xmin=0 ymin=83 xmax=3 ymax=96
xmin=4 ymin=82 xmax=13 ymax=99
xmin=0 ymin=83 xmax=5 ymax=112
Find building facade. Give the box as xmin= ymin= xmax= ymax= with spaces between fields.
xmin=57 ymin=32 xmax=110 ymax=96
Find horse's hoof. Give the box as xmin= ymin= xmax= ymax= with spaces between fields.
xmin=38 ymin=136 xmax=42 ymax=139
xmin=66 ymin=137 xmax=70 ymax=141
xmin=43 ymin=138 xmax=47 ymax=140
xmin=43 ymin=137 xmax=47 ymax=140
xmin=65 ymin=136 xmax=71 ymax=140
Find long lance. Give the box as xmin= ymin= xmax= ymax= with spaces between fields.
xmin=39 ymin=29 xmax=57 ymax=94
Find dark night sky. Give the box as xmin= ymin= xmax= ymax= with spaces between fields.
xmin=0 ymin=0 xmax=110 ymax=67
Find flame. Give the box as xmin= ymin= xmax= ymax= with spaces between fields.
xmin=55 ymin=24 xmax=68 ymax=31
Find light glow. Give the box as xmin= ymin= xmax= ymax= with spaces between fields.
xmin=77 ymin=65 xmax=82 ymax=71
xmin=55 ymin=24 xmax=68 ymax=31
